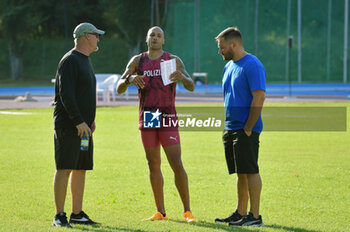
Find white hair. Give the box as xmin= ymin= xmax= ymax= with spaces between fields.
xmin=74 ymin=37 xmax=84 ymax=45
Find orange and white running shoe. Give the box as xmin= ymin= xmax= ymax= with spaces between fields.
xmin=184 ymin=211 xmax=196 ymax=223
xmin=143 ymin=212 xmax=168 ymax=221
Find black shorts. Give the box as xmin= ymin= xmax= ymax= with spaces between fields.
xmin=222 ymin=129 xmax=260 ymax=174
xmin=54 ymin=128 xmax=94 ymax=170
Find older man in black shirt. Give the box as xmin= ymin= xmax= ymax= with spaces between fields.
xmin=52 ymin=22 xmax=104 ymax=228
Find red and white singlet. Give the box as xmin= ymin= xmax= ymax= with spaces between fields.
xmin=137 ymin=52 xmax=177 ymax=129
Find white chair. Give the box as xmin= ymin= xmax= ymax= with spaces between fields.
xmin=112 ymin=75 xmax=129 ymax=100
xmin=96 ymin=74 xmax=118 ymax=104
xmin=96 ymin=74 xmax=128 ymax=104
xmin=115 ymin=76 xmax=129 ymax=100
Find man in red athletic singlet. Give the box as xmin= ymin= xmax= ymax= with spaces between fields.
xmin=117 ymin=26 xmax=196 ymax=222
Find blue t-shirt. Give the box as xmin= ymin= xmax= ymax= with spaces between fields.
xmin=222 ymin=54 xmax=266 ymax=133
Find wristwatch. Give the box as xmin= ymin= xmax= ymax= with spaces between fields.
xmin=125 ymin=75 xmax=131 ymax=85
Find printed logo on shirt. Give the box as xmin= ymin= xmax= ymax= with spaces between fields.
xmin=143 ymin=69 xmax=161 ymax=77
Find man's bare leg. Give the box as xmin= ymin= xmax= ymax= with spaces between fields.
xmin=54 ymin=170 xmax=72 ymax=214
xmin=163 ymin=144 xmax=190 ymax=212
xmin=145 ymin=147 xmax=165 ymax=214
xmin=71 ymin=170 xmax=86 ymax=214
xmin=237 ymin=173 xmax=249 ymax=216
xmin=247 ymin=173 xmax=262 ymax=218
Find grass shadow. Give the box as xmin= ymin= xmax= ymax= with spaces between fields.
xmin=168 ymin=219 xmax=247 ymax=231
xmin=265 ymin=224 xmax=322 ymax=232
xmin=71 ymin=224 xmax=148 ymax=232
xmin=169 ymin=219 xmax=323 ymax=232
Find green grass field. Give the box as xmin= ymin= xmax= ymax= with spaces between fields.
xmin=1 ymin=102 xmax=350 ymax=232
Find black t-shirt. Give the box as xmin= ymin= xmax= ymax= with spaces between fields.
xmin=53 ymin=49 xmax=96 ymax=129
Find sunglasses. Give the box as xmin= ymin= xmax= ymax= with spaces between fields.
xmin=87 ymin=33 xmax=100 ymax=39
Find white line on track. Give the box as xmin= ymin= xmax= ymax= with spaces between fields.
xmin=0 ymin=111 xmax=33 ymax=115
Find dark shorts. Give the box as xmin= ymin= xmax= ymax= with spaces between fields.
xmin=222 ymin=129 xmax=260 ymax=174
xmin=54 ymin=128 xmax=94 ymax=170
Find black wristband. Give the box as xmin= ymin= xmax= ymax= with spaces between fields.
xmin=125 ymin=75 xmax=130 ymax=85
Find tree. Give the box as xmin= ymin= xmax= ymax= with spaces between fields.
xmin=0 ymin=0 xmax=106 ymax=80
xmin=0 ymin=0 xmax=49 ymax=80
xmin=0 ymin=0 xmax=167 ymax=80
xmin=102 ymin=0 xmax=168 ymax=57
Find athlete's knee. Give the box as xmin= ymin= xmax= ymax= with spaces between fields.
xmin=169 ymin=158 xmax=185 ymax=172
xmin=246 ymin=173 xmax=260 ymax=178
xmin=147 ymin=159 xmax=161 ymax=171
xmin=56 ymin=169 xmax=72 ymax=176
xmin=148 ymin=162 xmax=161 ymax=171
xmin=72 ymin=170 xmax=86 ymax=174
xmin=237 ymin=173 xmax=247 ymax=179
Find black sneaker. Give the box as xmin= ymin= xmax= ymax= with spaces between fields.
xmin=229 ymin=212 xmax=264 ymax=227
xmin=52 ymin=212 xmax=72 ymax=228
xmin=215 ymin=210 xmax=244 ymax=224
xmin=69 ymin=211 xmax=100 ymax=225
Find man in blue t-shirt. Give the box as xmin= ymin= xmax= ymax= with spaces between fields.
xmin=214 ymin=27 xmax=266 ymax=227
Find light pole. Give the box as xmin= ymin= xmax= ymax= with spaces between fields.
xmin=288 ymin=36 xmax=294 ymax=96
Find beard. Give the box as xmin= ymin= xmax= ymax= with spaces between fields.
xmin=223 ymin=50 xmax=234 ymax=60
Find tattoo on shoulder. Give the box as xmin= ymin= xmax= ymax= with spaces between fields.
xmin=169 ymin=55 xmax=183 ymax=69
xmin=169 ymin=54 xmax=180 ymax=63
xmin=129 ymin=54 xmax=141 ymax=67
xmin=122 ymin=54 xmax=141 ymax=78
